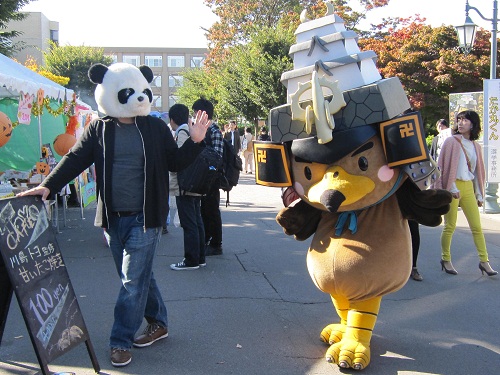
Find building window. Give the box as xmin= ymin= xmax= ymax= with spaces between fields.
xmin=145 ymin=55 xmax=162 ymax=67
xmin=152 ymin=95 xmax=162 ymax=109
xmin=191 ymin=56 xmax=204 ymax=68
xmin=169 ymin=95 xmax=178 ymax=108
xmin=152 ymin=75 xmax=162 ymax=87
xmin=168 ymin=55 xmax=185 ymax=68
xmin=168 ymin=75 xmax=183 ymax=88
xmin=123 ymin=55 xmax=141 ymax=66
xmin=107 ymin=54 xmax=118 ymax=64
xmin=50 ymin=30 xmax=59 ymax=44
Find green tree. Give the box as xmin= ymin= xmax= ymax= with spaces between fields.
xmin=43 ymin=42 xmax=113 ymax=109
xmin=203 ymin=0 xmax=310 ymax=67
xmin=24 ymin=56 xmax=70 ymax=86
xmin=204 ymin=0 xmax=390 ymax=68
xmin=216 ymin=25 xmax=294 ymax=125
xmin=0 ymin=0 xmax=33 ymax=57
xmin=179 ymin=25 xmax=294 ymax=125
xmin=176 ymin=67 xmax=219 ymax=115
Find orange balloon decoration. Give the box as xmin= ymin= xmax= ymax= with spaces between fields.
xmin=53 ymin=115 xmax=79 ymax=156
xmin=53 ymin=133 xmax=77 ymax=156
xmin=0 ymin=111 xmax=13 ymax=147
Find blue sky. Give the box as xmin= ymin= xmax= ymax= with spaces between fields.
xmin=22 ymin=0 xmax=493 ymax=48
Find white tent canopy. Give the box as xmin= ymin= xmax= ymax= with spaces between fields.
xmin=0 ymin=53 xmax=73 ymax=100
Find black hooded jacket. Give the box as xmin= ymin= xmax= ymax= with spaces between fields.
xmin=41 ymin=115 xmax=203 ymax=229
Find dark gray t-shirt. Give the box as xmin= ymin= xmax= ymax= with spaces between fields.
xmin=111 ymin=121 xmax=144 ymax=212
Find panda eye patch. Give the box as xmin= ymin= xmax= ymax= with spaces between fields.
xmin=143 ymin=89 xmax=153 ymax=103
xmin=118 ymin=88 xmax=135 ymax=104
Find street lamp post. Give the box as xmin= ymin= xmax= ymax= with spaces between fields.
xmin=455 ymin=0 xmax=500 ymax=213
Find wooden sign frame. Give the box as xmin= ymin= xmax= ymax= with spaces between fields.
xmin=0 ymin=196 xmax=99 ymax=375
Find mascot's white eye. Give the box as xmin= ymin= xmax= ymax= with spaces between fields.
xmin=118 ymin=88 xmax=135 ymax=104
xmin=358 ymin=156 xmax=369 ymax=171
xmin=304 ymin=166 xmax=312 ymax=180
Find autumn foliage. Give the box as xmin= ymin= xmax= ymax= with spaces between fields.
xmin=359 ymin=16 xmax=494 ymax=134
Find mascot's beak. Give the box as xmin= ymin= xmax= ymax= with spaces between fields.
xmin=319 ymin=190 xmax=345 ymax=213
xmin=307 ymin=166 xmax=375 ymax=212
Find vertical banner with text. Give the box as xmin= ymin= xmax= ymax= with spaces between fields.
xmin=484 ymin=80 xmax=500 ymax=183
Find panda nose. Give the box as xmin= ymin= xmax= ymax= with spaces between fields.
xmin=138 ymin=96 xmax=144 ymax=102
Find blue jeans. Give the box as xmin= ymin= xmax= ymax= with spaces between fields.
xmin=106 ymin=213 xmax=168 ymax=349
xmin=176 ymin=195 xmax=205 ymax=266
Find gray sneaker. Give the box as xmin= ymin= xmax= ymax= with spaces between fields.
xmin=410 ymin=267 xmax=423 ymax=281
xmin=111 ymin=348 xmax=132 ymax=367
xmin=133 ymin=323 xmax=169 ymax=348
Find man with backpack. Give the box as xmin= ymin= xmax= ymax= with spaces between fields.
xmin=192 ymin=98 xmax=224 ymax=256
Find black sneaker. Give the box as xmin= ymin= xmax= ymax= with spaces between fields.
xmin=111 ymin=348 xmax=132 ymax=367
xmin=170 ymin=260 xmax=199 ymax=270
xmin=206 ymin=245 xmax=223 ymax=256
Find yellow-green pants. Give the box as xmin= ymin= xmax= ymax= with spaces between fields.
xmin=441 ymin=180 xmax=489 ymax=262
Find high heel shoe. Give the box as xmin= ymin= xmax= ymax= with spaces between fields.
xmin=479 ymin=262 xmax=498 ymax=276
xmin=440 ymin=260 xmax=458 ymax=275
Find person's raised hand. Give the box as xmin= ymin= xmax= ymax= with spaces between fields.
xmin=188 ymin=110 xmax=210 ymax=143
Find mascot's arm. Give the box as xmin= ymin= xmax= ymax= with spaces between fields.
xmin=396 ymin=179 xmax=452 ymax=227
xmin=276 ymin=199 xmax=322 ymax=241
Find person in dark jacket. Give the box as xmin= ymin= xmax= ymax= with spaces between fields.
xmin=257 ymin=126 xmax=271 ymax=141
xmin=19 ymin=63 xmax=210 ymax=367
xmin=193 ymin=98 xmax=224 ymax=256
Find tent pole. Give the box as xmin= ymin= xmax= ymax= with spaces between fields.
xmin=38 ymin=108 xmax=44 ymax=183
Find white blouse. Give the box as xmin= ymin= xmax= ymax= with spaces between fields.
xmin=451 ymin=136 xmax=482 ymax=201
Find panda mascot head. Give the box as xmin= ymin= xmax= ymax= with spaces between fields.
xmin=88 ymin=63 xmax=154 ymax=118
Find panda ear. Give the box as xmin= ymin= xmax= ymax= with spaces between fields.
xmin=139 ymin=65 xmax=154 ymax=84
xmin=88 ymin=64 xmax=109 ymax=84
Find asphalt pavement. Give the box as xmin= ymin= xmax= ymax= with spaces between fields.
xmin=0 ymin=172 xmax=499 ymax=375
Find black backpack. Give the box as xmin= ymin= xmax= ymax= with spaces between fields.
xmin=177 ymin=129 xmax=223 ymax=195
xmin=205 ymin=130 xmax=242 ymax=206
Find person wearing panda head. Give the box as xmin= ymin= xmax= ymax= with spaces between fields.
xmin=19 ymin=63 xmax=210 ymax=367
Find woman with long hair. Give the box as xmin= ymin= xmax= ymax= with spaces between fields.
xmin=432 ymin=110 xmax=497 ymax=276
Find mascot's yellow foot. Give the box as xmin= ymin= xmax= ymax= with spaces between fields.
xmin=326 ymin=338 xmax=370 ymax=370
xmin=325 ymin=296 xmax=381 ymax=371
xmin=320 ymin=323 xmax=345 ymax=344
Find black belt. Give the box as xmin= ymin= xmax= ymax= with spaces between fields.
xmin=112 ymin=211 xmax=141 ymax=217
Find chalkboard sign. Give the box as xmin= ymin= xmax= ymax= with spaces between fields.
xmin=0 ymin=196 xmax=99 ymax=375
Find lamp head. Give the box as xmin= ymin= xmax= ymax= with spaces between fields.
xmin=455 ymin=15 xmax=477 ymax=54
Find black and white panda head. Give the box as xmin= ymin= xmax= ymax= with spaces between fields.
xmin=88 ymin=63 xmax=154 ymax=118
